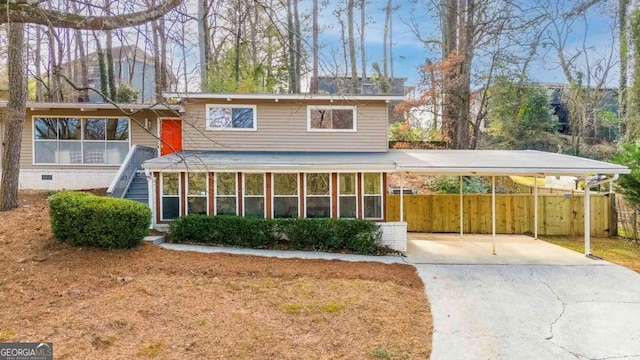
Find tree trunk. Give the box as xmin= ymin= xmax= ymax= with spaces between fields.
xmin=287 ymin=0 xmax=296 ymax=93
xmin=347 ymin=0 xmax=357 ymax=93
xmin=441 ymin=0 xmax=458 ymax=147
xmin=360 ymin=0 xmax=366 ymax=81
xmin=198 ymin=0 xmax=209 ymax=91
xmin=383 ymin=0 xmax=391 ymax=79
xmin=294 ymin=0 xmax=301 ymax=93
xmin=35 ymin=25 xmax=43 ymax=101
xmin=94 ymin=36 xmax=109 ymax=102
xmin=1 ymin=22 xmax=27 ymax=211
xmin=620 ymin=0 xmax=629 ymax=137
xmin=105 ymin=31 xmax=117 ymax=100
xmin=311 ymin=0 xmax=319 ymax=93
xmin=74 ymin=27 xmax=89 ymax=101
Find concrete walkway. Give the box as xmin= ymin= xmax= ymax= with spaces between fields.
xmin=159 ymin=243 xmax=406 ymax=264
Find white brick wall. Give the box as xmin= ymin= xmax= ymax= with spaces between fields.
xmin=11 ymin=169 xmax=118 ymax=190
xmin=376 ymin=221 xmax=407 ymax=252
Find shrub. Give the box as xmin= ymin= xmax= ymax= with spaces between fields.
xmin=170 ymin=215 xmax=281 ymax=248
xmin=49 ymin=191 xmax=151 ymax=248
xmin=170 ymin=216 xmax=381 ymax=255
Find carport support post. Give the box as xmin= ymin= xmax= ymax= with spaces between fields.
xmin=534 ymin=176 xmax=538 ymax=240
xmin=585 ymin=178 xmax=591 ymax=256
xmin=460 ymin=176 xmax=463 ymax=239
xmin=400 ymin=172 xmax=404 ymax=222
xmin=492 ymin=176 xmax=496 ymax=255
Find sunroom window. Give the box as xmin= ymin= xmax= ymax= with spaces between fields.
xmin=363 ymin=173 xmax=383 ymax=219
xmin=244 ymin=173 xmax=265 ymax=218
xmin=33 ymin=117 xmax=129 ymax=165
xmin=187 ymin=173 xmax=208 ymax=215
xmin=273 ymin=173 xmax=299 ymax=218
xmin=216 ymin=172 xmax=237 ymax=215
xmin=305 ymin=173 xmax=331 ymax=218
xmin=161 ymin=173 xmax=180 ymax=220
xmin=339 ymin=173 xmax=357 ymax=218
xmin=205 ymin=105 xmax=256 ymax=130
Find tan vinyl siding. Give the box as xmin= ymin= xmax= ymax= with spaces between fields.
xmin=181 ymin=99 xmax=389 ymax=152
xmin=21 ymin=108 xmax=165 ymax=169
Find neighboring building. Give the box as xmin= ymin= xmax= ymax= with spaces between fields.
xmin=316 ymin=76 xmax=407 ymax=96
xmin=56 ymin=45 xmax=176 ymax=103
xmin=315 ymin=76 xmax=408 ymax=123
xmin=546 ymin=83 xmax=618 ymax=136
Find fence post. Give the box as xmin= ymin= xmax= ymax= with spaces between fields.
xmin=608 ymin=193 xmax=617 ymax=238
xmin=634 ymin=209 xmax=638 ymax=241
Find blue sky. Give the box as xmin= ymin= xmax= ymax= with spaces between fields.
xmin=313 ymin=0 xmax=619 ymax=87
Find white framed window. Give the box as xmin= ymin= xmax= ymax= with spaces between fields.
xmin=338 ymin=173 xmax=357 ymax=218
xmin=272 ymin=173 xmax=299 ymax=218
xmin=243 ymin=173 xmax=266 ymax=218
xmin=362 ymin=173 xmax=383 ymax=220
xmin=307 ymin=105 xmax=356 ymax=131
xmin=187 ymin=172 xmax=208 ymax=215
xmin=305 ymin=173 xmax=331 ymax=218
xmin=215 ymin=172 xmax=238 ymax=215
xmin=205 ymin=104 xmax=257 ymax=131
xmin=33 ymin=116 xmax=130 ymax=165
xmin=161 ymin=173 xmax=180 ymax=221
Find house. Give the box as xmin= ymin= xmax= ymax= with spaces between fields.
xmin=0 ymin=93 xmax=630 ymax=253
xmin=55 ymin=45 xmax=177 ymax=103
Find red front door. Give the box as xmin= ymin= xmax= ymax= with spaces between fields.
xmin=160 ymin=119 xmax=182 ymax=156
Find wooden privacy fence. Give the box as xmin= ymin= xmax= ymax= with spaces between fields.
xmin=387 ymin=193 xmax=615 ymax=237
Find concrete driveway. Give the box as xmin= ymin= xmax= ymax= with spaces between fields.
xmin=410 ymin=235 xmax=640 ymax=360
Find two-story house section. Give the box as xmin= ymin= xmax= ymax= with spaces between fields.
xmin=142 ymin=93 xmax=403 ymax=235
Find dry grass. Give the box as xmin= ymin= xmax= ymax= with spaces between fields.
xmin=0 ymin=191 xmax=432 ymax=359
xmin=542 ymin=235 xmax=640 ymax=273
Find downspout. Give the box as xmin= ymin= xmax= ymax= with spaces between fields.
xmin=145 ymin=168 xmax=156 ymax=230
xmin=584 ymin=174 xmax=619 ymax=256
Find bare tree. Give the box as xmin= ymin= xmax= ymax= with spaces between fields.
xmin=0 ymin=0 xmax=183 ymax=211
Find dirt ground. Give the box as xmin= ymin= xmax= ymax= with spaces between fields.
xmin=0 ymin=191 xmax=432 ymax=359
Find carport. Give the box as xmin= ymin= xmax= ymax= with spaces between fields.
xmin=390 ymin=149 xmax=630 ymax=257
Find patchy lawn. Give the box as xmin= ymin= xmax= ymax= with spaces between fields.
xmin=542 ymin=235 xmax=640 ymax=273
xmin=0 ymin=191 xmax=432 ymax=359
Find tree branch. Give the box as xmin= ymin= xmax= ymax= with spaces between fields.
xmin=0 ymin=0 xmax=182 ymax=30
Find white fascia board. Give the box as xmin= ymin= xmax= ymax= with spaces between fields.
xmin=400 ymin=167 xmax=631 ymax=176
xmin=24 ymin=102 xmax=184 ymax=112
xmin=142 ymin=162 xmax=396 ymax=173
xmin=162 ymin=92 xmax=405 ymax=102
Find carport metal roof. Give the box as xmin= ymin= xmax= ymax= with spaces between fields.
xmin=143 ymin=149 xmax=630 ymax=176
xmin=393 ymin=150 xmax=630 ymax=176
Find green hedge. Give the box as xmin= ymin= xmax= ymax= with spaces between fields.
xmin=49 ymin=191 xmax=151 ymax=249
xmin=170 ymin=216 xmax=382 ymax=255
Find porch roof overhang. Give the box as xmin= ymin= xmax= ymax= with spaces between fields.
xmin=142 ymin=149 xmax=630 ymax=176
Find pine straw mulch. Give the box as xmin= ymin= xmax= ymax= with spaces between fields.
xmin=0 ymin=191 xmax=432 ymax=359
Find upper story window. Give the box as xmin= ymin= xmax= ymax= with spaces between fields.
xmin=205 ymin=104 xmax=257 ymax=131
xmin=33 ymin=117 xmax=130 ymax=165
xmin=307 ymin=105 xmax=356 ymax=132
